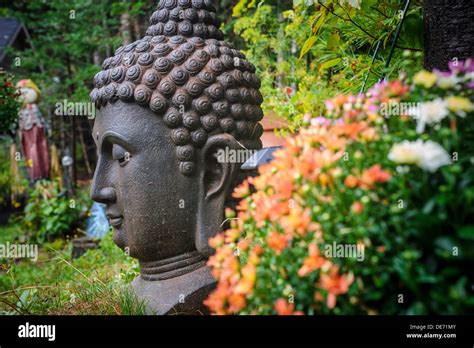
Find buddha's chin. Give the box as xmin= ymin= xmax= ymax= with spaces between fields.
xmin=112 ymin=226 xmax=127 ymax=251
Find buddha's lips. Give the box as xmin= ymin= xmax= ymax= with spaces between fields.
xmin=107 ymin=215 xmax=123 ymax=227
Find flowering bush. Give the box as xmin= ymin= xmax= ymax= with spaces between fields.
xmin=0 ymin=70 xmax=21 ymax=136
xmin=205 ymin=60 xmax=474 ymax=315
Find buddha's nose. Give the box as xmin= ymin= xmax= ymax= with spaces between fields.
xmin=91 ymin=187 xmax=117 ymax=204
xmin=90 ymin=166 xmax=117 ymax=204
xmin=91 ymin=155 xmax=117 ymax=204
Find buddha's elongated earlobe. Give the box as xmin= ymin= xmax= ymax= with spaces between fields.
xmin=195 ymin=133 xmax=239 ymax=256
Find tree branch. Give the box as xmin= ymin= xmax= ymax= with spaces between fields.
xmin=317 ymin=1 xmax=377 ymax=40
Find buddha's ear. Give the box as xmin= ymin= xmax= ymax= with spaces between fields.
xmin=196 ymin=133 xmax=239 ymax=256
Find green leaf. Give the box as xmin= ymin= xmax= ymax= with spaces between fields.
xmin=318 ymin=58 xmax=342 ymax=74
xmin=327 ymin=32 xmax=340 ymax=50
xmin=422 ymin=198 xmax=436 ymax=214
xmin=361 ymin=0 xmax=377 ymax=12
xmin=457 ymin=226 xmax=474 ymax=240
xmin=299 ymin=35 xmax=318 ymax=59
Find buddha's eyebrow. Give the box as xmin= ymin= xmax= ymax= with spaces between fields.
xmin=101 ymin=131 xmax=136 ymax=153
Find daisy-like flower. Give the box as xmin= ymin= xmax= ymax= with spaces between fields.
xmin=388 ymin=139 xmax=452 ymax=172
xmin=417 ymin=140 xmax=453 ymax=172
xmin=319 ymin=266 xmax=354 ymax=309
xmin=298 ymin=243 xmax=330 ymax=277
xmin=413 ymin=70 xmax=437 ymax=88
xmin=408 ymin=98 xmax=449 ymax=133
xmin=267 ymin=231 xmax=288 ymax=255
xmin=445 ymin=96 xmax=474 ymax=117
xmin=434 ymin=70 xmax=459 ymax=89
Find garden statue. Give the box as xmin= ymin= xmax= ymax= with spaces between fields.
xmin=17 ymin=79 xmax=50 ymax=181
xmin=90 ymin=0 xmax=263 ymax=314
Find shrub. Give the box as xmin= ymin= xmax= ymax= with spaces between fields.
xmin=22 ymin=180 xmax=89 ymax=243
xmin=205 ymin=60 xmax=474 ymax=315
xmin=0 ymin=70 xmax=21 ymax=137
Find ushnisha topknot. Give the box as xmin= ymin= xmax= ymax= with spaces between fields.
xmin=90 ymin=0 xmax=264 ymax=175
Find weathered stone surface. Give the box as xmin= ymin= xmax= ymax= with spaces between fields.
xmin=424 ymin=0 xmax=474 ymax=70
xmin=90 ymin=0 xmax=263 ymax=314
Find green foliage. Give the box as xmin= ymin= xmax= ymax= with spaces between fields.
xmin=0 ymin=70 xmax=21 ymax=137
xmin=0 ymin=141 xmax=11 ymax=208
xmin=22 ymin=180 xmax=89 ymax=243
xmin=3 ymin=0 xmax=151 ymax=109
xmin=227 ymin=0 xmax=424 ymax=130
xmin=0 ymin=231 xmax=143 ymax=315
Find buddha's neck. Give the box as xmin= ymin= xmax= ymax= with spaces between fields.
xmin=139 ymin=251 xmax=206 ymax=281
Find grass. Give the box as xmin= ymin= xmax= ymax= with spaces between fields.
xmin=0 ymin=219 xmax=146 ymax=315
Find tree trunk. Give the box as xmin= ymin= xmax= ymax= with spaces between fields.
xmin=93 ymin=50 xmax=101 ymax=66
xmin=120 ymin=13 xmax=132 ymax=45
xmin=132 ymin=15 xmax=143 ymax=41
xmin=424 ymin=0 xmax=474 ymax=70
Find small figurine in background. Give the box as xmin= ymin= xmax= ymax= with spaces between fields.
xmin=16 ymin=79 xmax=50 ymax=181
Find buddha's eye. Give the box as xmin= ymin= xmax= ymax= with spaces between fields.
xmin=112 ymin=144 xmax=131 ymax=167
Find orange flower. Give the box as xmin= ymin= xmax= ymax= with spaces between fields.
xmin=234 ymin=264 xmax=256 ymax=295
xmin=314 ymin=291 xmax=324 ymax=302
xmin=344 ymin=175 xmax=359 ymax=188
xmin=252 ymin=191 xmax=289 ymax=227
xmin=233 ymin=180 xmax=251 ymax=198
xmin=238 ymin=238 xmax=250 ymax=252
xmin=228 ymin=293 xmax=246 ymax=313
xmin=280 ymin=206 xmax=312 ymax=236
xmin=298 ymin=243 xmax=330 ymax=277
xmin=318 ymin=173 xmax=331 ymax=187
xmin=339 ymin=122 xmax=367 ymax=140
xmin=254 ymin=245 xmax=264 ymax=255
xmin=236 ymin=197 xmax=250 ymax=212
xmin=274 ymin=298 xmax=303 ymax=315
xmin=387 ymin=80 xmax=409 ymax=97
xmin=281 ymin=178 xmax=294 ymax=199
xmin=267 ymin=231 xmax=288 ymax=255
xmin=319 ymin=266 xmax=354 ymax=309
xmin=225 ymin=207 xmax=236 ymax=219
xmin=209 ymin=234 xmax=224 ymax=249
xmin=225 ymin=228 xmax=241 ymax=243
xmin=351 ymin=201 xmax=364 ymax=214
xmin=204 ymin=283 xmax=229 ymax=314
xmin=360 ymin=164 xmax=391 ymax=188
xmin=360 ymin=127 xmax=378 ymax=142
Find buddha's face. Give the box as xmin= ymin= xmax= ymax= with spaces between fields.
xmin=91 ymin=101 xmax=199 ymax=262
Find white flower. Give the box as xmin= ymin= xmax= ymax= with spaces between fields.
xmin=436 ymin=75 xmax=459 ymax=89
xmin=388 ymin=139 xmax=451 ymax=172
xmin=388 ymin=140 xmax=422 ymax=165
xmin=408 ymin=98 xmax=449 ymax=133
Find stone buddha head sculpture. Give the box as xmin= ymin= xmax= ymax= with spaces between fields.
xmin=90 ymin=0 xmax=263 ymax=314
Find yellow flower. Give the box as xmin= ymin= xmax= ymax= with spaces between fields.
xmin=445 ymin=96 xmax=473 ymax=116
xmin=26 ymin=158 xmax=33 ymax=167
xmin=388 ymin=141 xmax=420 ymax=165
xmin=436 ymin=75 xmax=457 ymax=89
xmin=413 ymin=70 xmax=437 ymax=88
